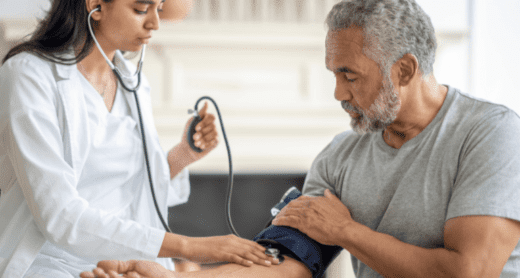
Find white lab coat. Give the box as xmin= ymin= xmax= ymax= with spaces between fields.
xmin=0 ymin=51 xmax=190 ymax=277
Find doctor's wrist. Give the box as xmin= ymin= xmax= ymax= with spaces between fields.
xmin=167 ymin=144 xmax=193 ymax=178
xmin=159 ymin=232 xmax=190 ymax=259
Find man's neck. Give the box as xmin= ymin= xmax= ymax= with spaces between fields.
xmin=382 ymin=77 xmax=448 ymax=149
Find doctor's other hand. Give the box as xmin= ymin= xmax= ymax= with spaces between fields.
xmin=167 ymin=102 xmax=218 ymax=176
xmin=182 ymin=234 xmax=279 ymax=267
xmin=80 ymin=260 xmax=176 ymax=278
xmin=182 ymin=102 xmax=219 ymax=161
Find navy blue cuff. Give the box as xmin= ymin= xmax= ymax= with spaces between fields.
xmin=253 ymin=225 xmax=343 ymax=278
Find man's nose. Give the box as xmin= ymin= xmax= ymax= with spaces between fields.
xmin=334 ymin=77 xmax=353 ymax=102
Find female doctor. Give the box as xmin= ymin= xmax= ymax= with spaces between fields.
xmin=0 ymin=0 xmax=277 ymax=277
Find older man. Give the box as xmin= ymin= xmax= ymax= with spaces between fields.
xmin=82 ymin=0 xmax=520 ymax=277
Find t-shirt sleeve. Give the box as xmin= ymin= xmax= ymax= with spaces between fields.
xmin=303 ymin=131 xmax=351 ymax=197
xmin=447 ymin=107 xmax=520 ymax=222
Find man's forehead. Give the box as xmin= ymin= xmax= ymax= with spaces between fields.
xmin=325 ymin=28 xmax=367 ymax=70
xmin=326 ymin=28 xmax=366 ymax=49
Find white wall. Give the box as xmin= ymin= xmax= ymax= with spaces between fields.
xmin=0 ymin=0 xmax=49 ymax=20
xmin=471 ymin=0 xmax=520 ymax=113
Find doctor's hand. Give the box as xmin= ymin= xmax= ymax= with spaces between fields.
xmin=183 ymin=102 xmax=218 ymax=157
xmin=272 ymin=189 xmax=352 ymax=246
xmin=167 ymin=102 xmax=218 ymax=178
xmin=80 ymin=260 xmax=176 ymax=278
xmin=182 ymin=234 xmax=279 ymax=267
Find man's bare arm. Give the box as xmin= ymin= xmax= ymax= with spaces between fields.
xmin=274 ymin=190 xmax=520 ymax=278
xmin=181 ymin=257 xmax=312 ymax=278
xmin=80 ymin=257 xmax=311 ymax=278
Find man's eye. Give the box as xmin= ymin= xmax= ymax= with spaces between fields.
xmin=135 ymin=9 xmax=147 ymax=14
xmin=345 ymin=74 xmax=356 ymax=82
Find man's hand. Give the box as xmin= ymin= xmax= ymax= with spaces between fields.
xmin=272 ymin=189 xmax=352 ymax=246
xmin=80 ymin=260 xmax=175 ymax=278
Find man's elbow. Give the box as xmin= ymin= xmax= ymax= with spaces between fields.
xmin=436 ymin=254 xmax=502 ymax=278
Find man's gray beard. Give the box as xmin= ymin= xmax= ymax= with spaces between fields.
xmin=341 ymin=75 xmax=401 ymax=135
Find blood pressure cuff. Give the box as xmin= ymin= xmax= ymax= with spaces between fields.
xmin=253 ymin=225 xmax=343 ymax=278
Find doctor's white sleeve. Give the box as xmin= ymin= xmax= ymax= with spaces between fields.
xmin=0 ymin=54 xmax=165 ymax=261
xmin=168 ymin=168 xmax=190 ymax=207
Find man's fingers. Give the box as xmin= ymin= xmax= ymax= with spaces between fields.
xmin=324 ymin=189 xmax=338 ymax=200
xmin=96 ymin=260 xmax=137 ymax=275
xmin=108 ymin=270 xmax=123 ymax=278
xmin=93 ymin=268 xmax=109 ymax=278
xmin=272 ymin=214 xmax=301 ymax=228
xmin=127 ymin=271 xmax=143 ymax=278
xmin=324 ymin=189 xmax=332 ymax=197
xmin=79 ymin=271 xmax=95 ymax=278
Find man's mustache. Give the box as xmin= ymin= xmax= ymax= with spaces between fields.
xmin=341 ymin=100 xmax=363 ymax=115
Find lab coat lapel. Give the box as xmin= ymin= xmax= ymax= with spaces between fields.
xmin=54 ymin=60 xmax=91 ymax=177
xmin=116 ymin=57 xmax=169 ymax=222
xmin=122 ymin=87 xmax=156 ymax=167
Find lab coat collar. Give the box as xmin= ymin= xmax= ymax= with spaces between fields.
xmin=53 ymin=51 xmax=76 ymax=81
xmin=53 ymin=50 xmax=135 ymax=82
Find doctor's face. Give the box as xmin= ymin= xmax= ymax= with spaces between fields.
xmin=93 ymin=0 xmax=163 ymax=52
xmin=326 ymin=28 xmax=401 ymax=135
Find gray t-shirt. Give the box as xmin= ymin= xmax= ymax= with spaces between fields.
xmin=303 ymin=86 xmax=520 ymax=277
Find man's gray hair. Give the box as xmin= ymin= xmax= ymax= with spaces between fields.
xmin=326 ymin=0 xmax=437 ymax=77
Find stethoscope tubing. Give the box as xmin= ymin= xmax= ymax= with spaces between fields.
xmin=192 ymin=97 xmax=239 ymax=237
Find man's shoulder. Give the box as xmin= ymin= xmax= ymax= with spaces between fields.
xmin=447 ymin=89 xmax=520 ymax=131
xmin=328 ymin=130 xmax=371 ymax=152
xmin=313 ymin=130 xmax=375 ymax=168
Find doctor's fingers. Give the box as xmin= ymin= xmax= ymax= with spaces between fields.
xmin=227 ymin=238 xmax=279 ymax=266
xmin=196 ymin=113 xmax=217 ymax=132
xmin=198 ymin=102 xmax=209 ymax=116
xmin=193 ymin=132 xmax=218 ymax=150
xmin=193 ymin=124 xmax=218 ymax=150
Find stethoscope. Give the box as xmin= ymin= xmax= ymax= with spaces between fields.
xmin=87 ymin=7 xmax=171 ymax=233
xmin=87 ymin=7 xmax=284 ymax=262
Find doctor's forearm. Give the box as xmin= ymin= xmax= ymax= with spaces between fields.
xmin=167 ymin=144 xmax=193 ymax=179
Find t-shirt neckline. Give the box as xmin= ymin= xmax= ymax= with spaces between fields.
xmin=375 ymin=85 xmax=456 ymax=153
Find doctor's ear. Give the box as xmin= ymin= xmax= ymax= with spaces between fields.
xmin=86 ymin=0 xmax=103 ymax=20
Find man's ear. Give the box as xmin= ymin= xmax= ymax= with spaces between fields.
xmin=395 ymin=53 xmax=419 ymax=87
xmin=85 ymin=0 xmax=103 ymax=20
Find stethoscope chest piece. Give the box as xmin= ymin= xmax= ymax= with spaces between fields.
xmin=265 ymin=248 xmax=285 ymax=264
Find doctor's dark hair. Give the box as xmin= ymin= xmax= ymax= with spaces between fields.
xmin=326 ymin=0 xmax=437 ymax=77
xmin=2 ymin=0 xmax=112 ymax=65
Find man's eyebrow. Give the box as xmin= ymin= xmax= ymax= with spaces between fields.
xmin=336 ymin=67 xmax=356 ymax=74
xmin=135 ymin=0 xmax=165 ymax=4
